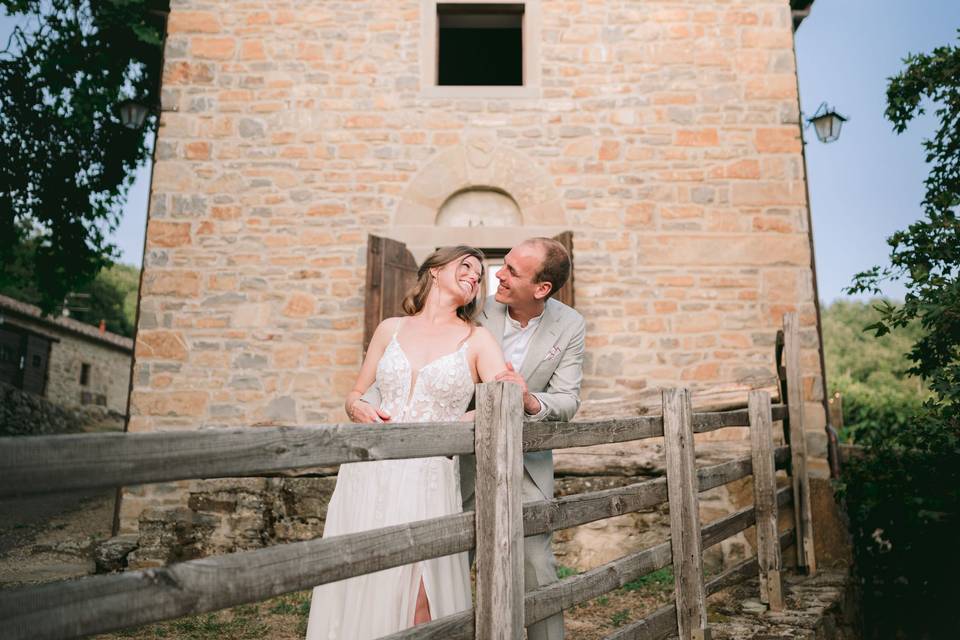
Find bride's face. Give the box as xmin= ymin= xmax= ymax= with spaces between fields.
xmin=433 ymin=255 xmax=483 ymax=306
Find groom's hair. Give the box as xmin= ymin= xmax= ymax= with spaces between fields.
xmin=525 ymin=238 xmax=571 ymax=299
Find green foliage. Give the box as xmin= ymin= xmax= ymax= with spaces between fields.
xmin=0 ymin=226 xmax=140 ymax=336
xmin=837 ymin=30 xmax=960 ymax=639
xmin=0 ymin=1 xmax=165 ymax=314
xmin=620 ymin=567 xmax=673 ymax=593
xmin=821 ymin=299 xmax=929 ymax=441
xmin=609 ymin=609 xmax=630 ymax=628
xmin=70 ymin=261 xmax=140 ymax=336
xmin=555 ymin=564 xmax=578 ymax=580
xmin=850 ymin=29 xmax=960 ymax=413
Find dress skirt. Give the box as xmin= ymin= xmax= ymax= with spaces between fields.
xmin=305 ymin=457 xmax=472 ymax=639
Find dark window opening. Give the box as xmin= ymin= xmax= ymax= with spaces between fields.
xmin=80 ymin=363 xmax=91 ymax=386
xmin=438 ymin=4 xmax=523 ymax=86
xmin=32 ymin=354 xmax=41 ymax=367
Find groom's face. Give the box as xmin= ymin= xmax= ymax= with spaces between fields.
xmin=495 ymin=243 xmax=548 ymax=306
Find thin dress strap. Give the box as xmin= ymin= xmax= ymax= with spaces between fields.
xmin=392 ymin=317 xmax=406 ymax=340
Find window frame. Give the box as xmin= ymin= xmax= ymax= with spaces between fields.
xmin=420 ymin=0 xmax=541 ymax=99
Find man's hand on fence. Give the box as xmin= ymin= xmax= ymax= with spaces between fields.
xmin=348 ymin=399 xmax=391 ymax=423
xmin=495 ymin=363 xmax=542 ymax=415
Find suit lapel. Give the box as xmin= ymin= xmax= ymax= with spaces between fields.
xmin=520 ymin=300 xmax=560 ymax=381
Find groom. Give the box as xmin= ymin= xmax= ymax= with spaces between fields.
xmin=351 ymin=237 xmax=585 ymax=640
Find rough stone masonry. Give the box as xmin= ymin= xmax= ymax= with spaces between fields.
xmin=121 ymin=0 xmax=829 ymax=561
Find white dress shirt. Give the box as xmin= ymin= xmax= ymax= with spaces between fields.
xmin=501 ymin=306 xmax=548 ymax=418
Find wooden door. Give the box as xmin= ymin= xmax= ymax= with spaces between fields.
xmin=552 ymin=231 xmax=575 ymax=308
xmin=22 ymin=334 xmax=51 ymax=396
xmin=363 ymin=235 xmax=419 ymax=352
xmin=0 ymin=327 xmax=21 ymax=388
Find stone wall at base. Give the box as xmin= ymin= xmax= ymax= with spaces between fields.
xmin=0 ymin=381 xmax=85 ymax=436
xmin=127 ymin=476 xmax=336 ymax=569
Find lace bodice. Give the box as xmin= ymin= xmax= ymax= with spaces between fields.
xmin=375 ymin=328 xmax=475 ymax=423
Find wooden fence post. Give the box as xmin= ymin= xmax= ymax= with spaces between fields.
xmin=783 ymin=312 xmax=817 ymax=575
xmin=474 ymin=382 xmax=525 ymax=640
xmin=662 ymin=388 xmax=711 ymax=640
xmin=749 ymin=390 xmax=784 ymax=611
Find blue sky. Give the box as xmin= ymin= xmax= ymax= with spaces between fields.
xmin=4 ymin=1 xmax=960 ymax=303
xmin=796 ymin=1 xmax=960 ymax=301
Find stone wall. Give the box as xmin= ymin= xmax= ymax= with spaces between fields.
xmin=123 ymin=0 xmax=828 ymax=534
xmin=45 ymin=332 xmax=132 ymax=415
xmin=0 ymin=303 xmax=133 ymax=416
xmin=0 ymin=381 xmax=84 ymax=436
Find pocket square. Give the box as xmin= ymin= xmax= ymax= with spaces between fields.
xmin=543 ymin=345 xmax=562 ymax=361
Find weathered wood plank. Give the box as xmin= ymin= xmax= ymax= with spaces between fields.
xmin=750 ymin=391 xmax=784 ymax=610
xmin=662 ymin=388 xmax=710 ymax=640
xmin=603 ymin=527 xmax=797 ymax=640
xmin=526 ymin=540 xmax=674 ymax=625
xmin=705 ymin=527 xmax=797 ymax=596
xmin=6 ymin=482 xmax=790 ymax=640
xmin=523 ymin=477 xmax=668 ymax=537
xmin=524 ymin=487 xmax=793 ymax=627
xmin=0 ymin=422 xmax=474 ymax=498
xmin=523 ymin=449 xmax=788 ymax=540
xmin=523 ymin=416 xmax=662 ymax=452
xmin=783 ymin=312 xmax=817 ymax=574
xmin=382 ymin=611 xmax=474 ymax=640
xmin=0 ymin=511 xmax=475 ymax=640
xmin=2 ymin=406 xmax=780 ymax=498
xmin=576 ymin=381 xmax=782 ymax=421
xmin=474 ymin=382 xmax=525 ymax=640
xmin=702 ymin=486 xmax=793 ymax=551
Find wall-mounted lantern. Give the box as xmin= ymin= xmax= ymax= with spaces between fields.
xmin=806 ymin=102 xmax=848 ymax=143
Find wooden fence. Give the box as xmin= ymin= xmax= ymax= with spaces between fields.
xmin=0 ymin=313 xmax=817 ymax=640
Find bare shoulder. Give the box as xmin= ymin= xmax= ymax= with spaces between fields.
xmin=470 ymin=324 xmax=499 ymax=347
xmin=370 ymin=317 xmax=403 ymax=346
xmin=379 ymin=316 xmax=404 ymax=333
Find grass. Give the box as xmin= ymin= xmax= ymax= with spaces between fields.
xmin=556 ymin=564 xmax=578 ymax=580
xmin=97 ymin=591 xmax=311 ymax=640
xmin=620 ymin=567 xmax=674 ymax=593
xmin=610 ymin=609 xmax=630 ymax=627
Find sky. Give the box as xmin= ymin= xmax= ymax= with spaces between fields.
xmin=3 ymin=1 xmax=960 ymax=303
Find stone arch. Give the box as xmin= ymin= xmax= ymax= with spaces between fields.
xmin=391 ymin=135 xmax=566 ymax=260
xmin=436 ymin=187 xmax=522 ymax=227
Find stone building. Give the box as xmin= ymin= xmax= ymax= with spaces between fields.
xmin=0 ymin=294 xmax=133 ymax=415
xmin=120 ymin=0 xmax=827 ymax=558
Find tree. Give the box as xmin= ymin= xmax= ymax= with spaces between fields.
xmin=849 ymin=29 xmax=960 ymax=414
xmin=0 ymin=228 xmax=140 ymax=336
xmin=0 ymin=0 xmax=166 ymax=314
xmin=821 ymin=299 xmax=928 ymax=441
xmin=840 ymin=30 xmax=960 ymax=639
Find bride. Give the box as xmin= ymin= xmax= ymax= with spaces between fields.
xmin=306 ymin=245 xmax=508 ymax=639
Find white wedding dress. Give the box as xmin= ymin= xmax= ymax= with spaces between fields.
xmin=306 ymin=325 xmax=475 ymax=639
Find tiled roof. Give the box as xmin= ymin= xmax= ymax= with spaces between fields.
xmin=0 ymin=294 xmax=134 ymax=352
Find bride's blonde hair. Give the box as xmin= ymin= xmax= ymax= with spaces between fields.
xmin=402 ymin=245 xmax=486 ymax=323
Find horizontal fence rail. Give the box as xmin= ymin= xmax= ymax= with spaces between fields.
xmin=604 ymin=528 xmax=798 ymax=640
xmin=0 ymin=450 xmax=790 ymax=640
xmin=0 ymin=405 xmax=787 ymax=498
xmin=383 ymin=487 xmax=794 ymax=640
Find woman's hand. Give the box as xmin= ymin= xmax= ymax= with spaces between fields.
xmin=459 ymin=410 xmax=476 ymax=422
xmin=347 ymin=398 xmax=392 ymax=423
